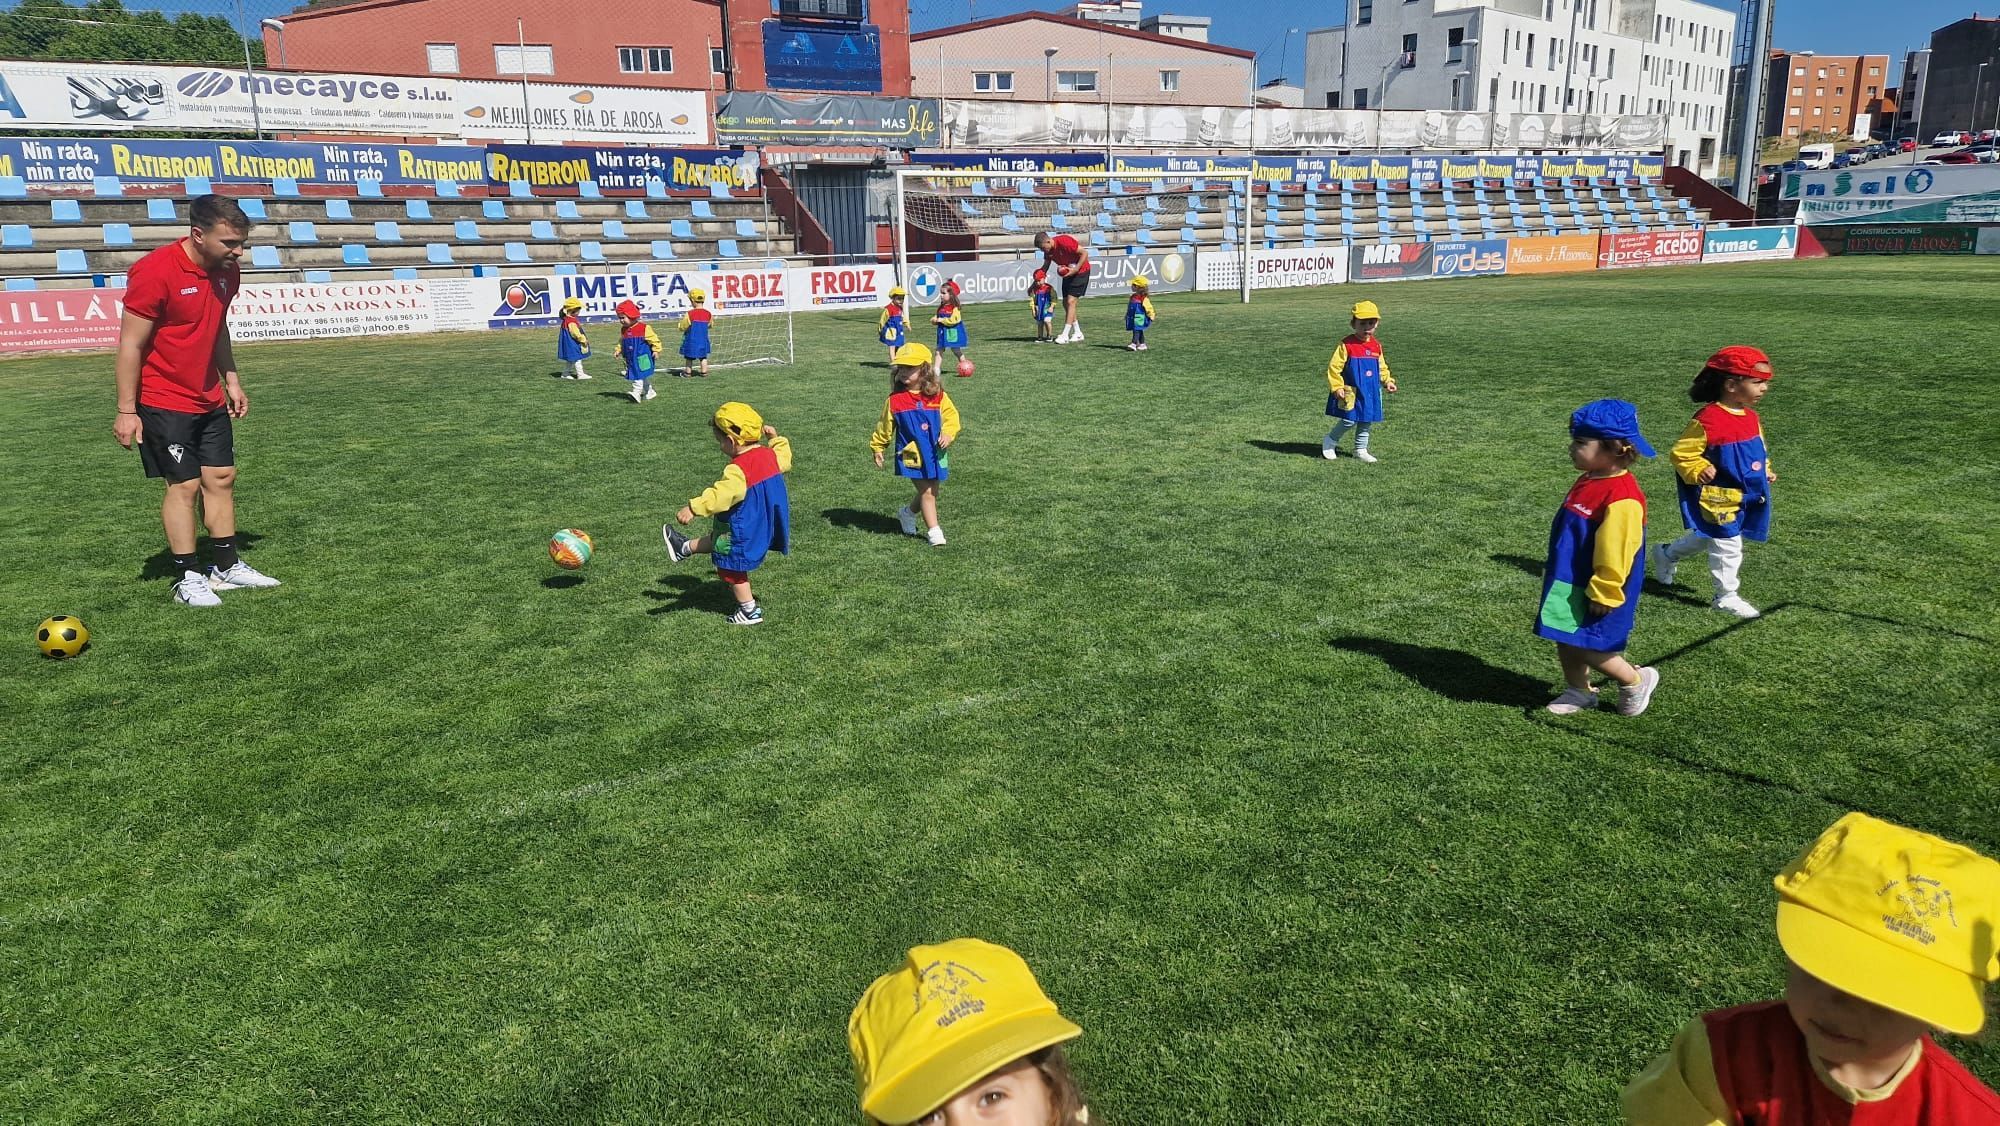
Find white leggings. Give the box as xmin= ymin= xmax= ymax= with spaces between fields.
xmin=1662 ymin=531 xmax=1743 ymax=598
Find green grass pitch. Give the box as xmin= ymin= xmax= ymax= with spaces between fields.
xmin=4 ymin=257 xmax=1997 ymax=1122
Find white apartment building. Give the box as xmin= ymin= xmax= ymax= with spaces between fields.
xmin=1303 ymin=0 xmax=1737 ymax=177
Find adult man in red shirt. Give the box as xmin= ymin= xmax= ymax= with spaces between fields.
xmin=113 ymin=195 xmax=280 ymax=607
xmin=1034 ymin=230 xmax=1092 ymax=344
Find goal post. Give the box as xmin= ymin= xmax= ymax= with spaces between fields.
xmin=893 ymin=168 xmax=1255 ymax=305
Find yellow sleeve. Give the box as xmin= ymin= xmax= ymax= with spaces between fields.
xmin=677 ymin=313 xmax=692 ymax=332
xmin=1670 ymin=419 xmax=1712 ymax=485
xmin=879 ymin=306 xmax=891 ymax=328
xmin=643 ymin=326 xmax=662 ymax=354
xmin=767 ymin=434 xmax=792 ymax=474
xmin=1620 ymin=1017 xmax=1728 ymax=1126
xmin=688 ymin=463 xmax=749 ymax=517
xmin=938 ymin=307 xmax=961 ymax=327
xmin=869 ymin=402 xmax=896 ymax=454
xmin=1326 ymin=343 xmax=1351 ymax=394
xmin=1142 ymin=297 xmax=1155 ymax=318
xmin=1380 ymin=352 xmax=1396 ymax=389
xmin=1588 ymin=495 xmax=1645 ymax=608
xmin=938 ymin=392 xmax=962 ymax=442
xmin=566 ymin=322 xmax=588 ymax=344
xmin=1760 ymin=423 xmax=1772 ymax=476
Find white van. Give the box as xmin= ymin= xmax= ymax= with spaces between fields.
xmin=1797 ymin=144 xmax=1836 ymax=170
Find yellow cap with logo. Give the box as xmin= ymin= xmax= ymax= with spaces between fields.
xmin=1775 ymin=812 xmax=2000 ymax=1034
xmin=850 ymin=938 xmax=1082 ymax=1125
xmin=892 ymin=342 xmax=933 ymax=368
xmin=1351 ymin=300 xmax=1381 ymax=320
xmin=711 ymin=401 xmax=764 ymax=442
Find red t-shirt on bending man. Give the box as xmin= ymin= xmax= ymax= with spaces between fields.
xmin=1044 ymin=233 xmax=1091 ymax=275
xmin=124 ymin=239 xmax=240 ymax=415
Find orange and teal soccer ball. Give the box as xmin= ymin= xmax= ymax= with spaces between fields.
xmin=548 ymin=529 xmax=594 ymax=570
xmin=37 ymin=615 xmax=89 ymax=659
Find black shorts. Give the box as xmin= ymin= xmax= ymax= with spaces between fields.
xmin=137 ymin=404 xmax=233 ymax=482
xmin=1061 ymin=271 xmax=1091 ymax=299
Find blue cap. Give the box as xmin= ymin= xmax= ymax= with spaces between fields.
xmin=1569 ymin=398 xmax=1656 ymax=458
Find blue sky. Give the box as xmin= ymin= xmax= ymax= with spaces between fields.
xmin=909 ymin=1 xmax=1976 ymax=85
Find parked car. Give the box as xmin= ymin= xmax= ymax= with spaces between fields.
xmin=1831 ymin=151 xmax=1856 ymax=168
xmin=1779 ymin=159 xmax=1808 ymax=173
xmin=1923 ymin=145 xmax=1995 ymax=165
xmin=1932 ymin=131 xmax=1970 ymax=147
xmin=1899 ymin=137 xmax=1919 ymax=153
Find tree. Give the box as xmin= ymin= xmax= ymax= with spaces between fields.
xmin=0 ymin=0 xmax=265 ymax=67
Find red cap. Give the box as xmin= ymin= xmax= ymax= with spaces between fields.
xmin=943 ymin=279 xmax=961 ymax=295
xmin=615 ymin=300 xmax=642 ymax=319
xmin=1707 ymin=345 xmax=1774 ymax=380
xmin=1032 ymin=269 xmax=1047 ymax=281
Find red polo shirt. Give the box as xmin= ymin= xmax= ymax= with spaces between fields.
xmin=125 ymin=239 xmax=240 ymax=414
xmin=1046 ymin=233 xmax=1090 ymax=275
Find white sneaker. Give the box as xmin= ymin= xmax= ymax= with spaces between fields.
xmin=1612 ymin=667 xmax=1660 ymax=717
xmin=1054 ymin=331 xmax=1071 ymax=345
xmin=1649 ymin=543 xmax=1677 ymax=586
xmin=208 ymin=561 xmax=281 ymax=590
xmin=1136 ymin=343 xmax=1147 ymax=351
xmin=629 ymin=386 xmax=644 ymax=403
xmin=926 ymin=525 xmax=947 ymax=547
xmin=1713 ymin=594 xmax=1762 ymax=619
xmin=1353 ymin=449 xmax=1379 ymax=464
xmin=1070 ymin=330 xmax=1084 ymax=344
xmin=896 ymin=506 xmax=920 ymax=537
xmin=575 ymin=372 xmax=592 ymax=380
xmin=173 ymin=570 xmax=222 ymax=607
xmin=644 ymin=385 xmax=658 ymax=401
xmin=559 ymin=372 xmax=576 ymax=380
xmin=1545 ymin=687 xmax=1599 ymax=715
xmin=1126 ymin=342 xmax=1140 ymax=351
xmin=1321 ymin=437 xmax=1338 ymax=460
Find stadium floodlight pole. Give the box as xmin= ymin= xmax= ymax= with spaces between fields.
xmin=518 ymin=19 xmax=535 ymax=145
xmin=235 ymin=0 xmax=262 ymax=139
xmin=260 ymin=19 xmax=285 ymax=69
xmin=1728 ymin=0 xmax=1775 ymax=205
xmin=1975 ymin=63 xmax=1990 ymax=137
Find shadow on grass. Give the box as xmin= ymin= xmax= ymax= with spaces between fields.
xmin=821 ymin=507 xmax=905 ymax=536
xmin=1246 ymin=439 xmax=1326 ymax=460
xmin=1329 ymin=636 xmax=1549 ymax=708
xmin=1489 ymin=552 xmax=1709 ymax=609
xmin=139 ymin=531 xmax=268 ymax=581
xmin=1790 ymin=602 xmax=1993 ymax=645
xmin=542 ymin=574 xmax=585 ymax=589
xmin=597 ymin=390 xmax=641 ymax=401
xmin=644 ymin=575 xmax=736 ymax=617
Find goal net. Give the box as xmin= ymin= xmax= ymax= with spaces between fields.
xmin=893 ymin=169 xmax=1254 ymax=305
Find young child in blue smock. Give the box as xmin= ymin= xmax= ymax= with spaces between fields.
xmin=1123 ymin=276 xmax=1155 ymax=351
xmin=677 ymin=289 xmax=712 ymax=378
xmin=555 ymin=296 xmax=591 ymax=379
xmin=1322 ymin=300 xmax=1398 ymax=462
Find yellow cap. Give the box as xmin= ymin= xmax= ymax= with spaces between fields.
xmin=560 ymin=297 xmax=583 ymax=311
xmin=892 ymin=342 xmax=933 ymax=368
xmin=711 ymin=401 xmax=764 ymax=442
xmin=1130 ymin=276 xmax=1149 ymax=287
xmin=850 ymin=939 xmax=1082 ymax=1125
xmin=889 ymin=286 xmax=907 ymax=297
xmin=1351 ymin=300 xmax=1381 ymax=320
xmin=1774 ymin=813 xmax=2000 ymax=1035
xmin=690 ymin=289 xmax=706 ymax=301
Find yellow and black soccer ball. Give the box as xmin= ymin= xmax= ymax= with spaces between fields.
xmin=36 ymin=615 xmax=89 ymax=659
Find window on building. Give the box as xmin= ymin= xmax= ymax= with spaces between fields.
xmin=1489 ymin=75 xmax=1499 ymax=111
xmin=425 ymin=43 xmax=459 ymax=74
xmin=1815 ymin=87 xmax=1824 ymax=96
xmin=973 ymin=71 xmax=1015 ymax=93
xmin=1866 ymin=85 xmax=1877 ymax=96
xmin=618 ymin=47 xmax=673 ymax=73
xmin=1869 ymin=66 xmax=1881 ymax=76
xmin=1356 ymin=0 xmax=1372 ymax=26
xmin=711 ymin=47 xmax=728 ymax=74
xmin=1526 ymin=34 xmax=1536 ymax=68
xmin=1835 ymin=86 xmax=1844 ymax=96
xmin=1447 ymin=27 xmax=1465 ymax=64
xmin=1402 ymin=33 xmax=1418 ymax=56
xmin=1451 ymin=76 xmax=1462 ymax=104
xmin=1817 ymin=67 xmax=1827 ymax=78
xmin=1158 ymin=69 xmax=1179 ymax=92
xmin=1794 ymin=67 xmax=1804 ymax=76
xmin=1056 ymin=70 xmax=1098 ymax=93
xmin=1537 ymin=84 xmax=1547 ymax=112
xmin=1352 ymin=87 xmax=1369 ymax=109
xmin=1327 ymin=91 xmax=1342 ymax=108
xmin=1836 ymin=66 xmax=1846 ymax=76
xmin=1606 ymin=48 xmax=1615 ymax=78
xmin=494 ymin=44 xmax=555 ymax=75
xmin=1811 ymin=106 xmax=1821 ymax=115
xmin=1792 ymin=86 xmax=1802 ymax=97
xmin=1789 ymin=106 xmax=1800 ymax=116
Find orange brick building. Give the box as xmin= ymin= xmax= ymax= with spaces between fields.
xmin=1763 ymin=51 xmax=1893 ymax=139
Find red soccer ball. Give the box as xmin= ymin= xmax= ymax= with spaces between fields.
xmin=956 ymin=359 xmax=974 ymax=378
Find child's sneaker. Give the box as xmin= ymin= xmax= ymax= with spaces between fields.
xmin=662 ymin=524 xmax=694 ymax=563
xmin=172 ymin=570 xmax=222 ymax=607
xmin=1649 ymin=543 xmax=1677 ymax=586
xmin=896 ymin=505 xmax=919 ymax=537
xmin=926 ymin=526 xmax=947 ymax=547
xmin=1612 ymin=667 xmax=1660 ymax=717
xmin=208 ymin=561 xmax=281 ymax=590
xmin=575 ymin=372 xmax=591 ymax=380
xmin=629 ymin=386 xmax=644 ymax=403
xmin=1353 ymin=449 xmax=1379 ymax=464
xmin=1321 ymin=437 xmax=1338 ymax=460
xmin=1545 ymin=687 xmax=1598 ymax=715
xmin=1713 ymin=594 xmax=1761 ymax=619
xmin=644 ymin=385 xmax=658 ymax=401
xmin=726 ymin=605 xmax=764 ymax=626
xmin=1126 ymin=342 xmax=1140 ymax=351
xmin=1136 ymin=343 xmax=1147 ymax=351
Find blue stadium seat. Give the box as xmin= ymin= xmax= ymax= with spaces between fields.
xmin=453 ymin=219 xmax=480 ymax=241
xmin=1010 ymin=198 xmax=1027 ymax=215
xmin=50 ymin=198 xmax=82 ymax=223
xmin=405 ymin=199 xmax=431 ymax=220
xmin=356 ymin=179 xmax=383 ymax=199
xmin=1178 ymin=243 xmax=1195 ymax=255
xmin=716 ymin=238 xmax=741 ymax=258
xmin=239 ymin=198 xmax=266 ymax=221
xmin=1134 ymin=228 xmax=1153 ymax=245
xmin=272 ymin=177 xmax=300 ymax=199
xmin=1108 ymin=179 xmax=1125 ymax=195
xmin=504 ymin=241 xmax=531 ymax=263
xmin=601 ymin=220 xmax=626 ymax=240
xmin=690 ymin=200 xmax=716 ymax=219
xmin=324 ymin=199 xmax=352 ymax=220
xmin=4 ymin=277 xmax=37 ymax=291
xmin=1057 ymin=198 xmax=1075 ymax=213
xmin=56 ymin=248 xmax=88 ymax=272
xmin=1178 ymin=226 xmax=1196 ymax=244
xmin=374 ymin=221 xmax=402 ymax=242
xmin=625 ymin=200 xmax=649 ymax=219
xmin=184 ymin=176 xmax=212 ymax=195
xmin=341 ymin=244 xmax=371 ymax=265
xmin=1095 ymin=213 xmax=1114 ymax=229
xmin=1063 ymin=180 xmax=1081 ymax=196
xmin=1090 ymin=230 xmax=1108 ymax=248
xmin=959 ymin=200 xmax=979 ymax=217
xmin=250 ymin=245 xmax=281 ymax=268
xmin=578 ymin=181 xmax=602 ymax=199
xmin=482 ymin=200 xmax=507 ymax=220
xmin=472 ymin=265 xmax=498 ymax=277
xmin=392 ymin=267 xmax=419 ymax=279
xmin=1049 ymin=214 xmax=1069 ymax=230
xmin=433 ymin=180 xmax=462 ymax=198
xmin=288 ymin=221 xmax=318 ymax=243
xmin=425 ymin=243 xmax=453 ymax=264
xmin=530 ymin=219 xmax=556 ymax=240
xmin=102 ymin=222 xmax=133 ymax=246
xmin=646 ymin=179 xmax=668 ymax=199
xmin=0 ymin=175 xmax=24 ymax=199
xmin=708 ymin=181 xmax=734 ymax=199
xmin=556 ymin=200 xmax=580 ymax=220
xmin=508 ymin=179 xmax=533 ymax=199
xmin=624 ymin=261 xmax=651 ymax=274
xmin=1144 ymin=194 xmax=1160 ymax=211
xmin=650 ymin=240 xmax=675 ymax=259
xmin=1126 ymin=245 xmax=1141 ymax=256
xmin=1264 ymin=223 xmax=1280 ymax=241
xmin=144 ymin=197 xmax=177 ymax=223
xmin=1001 ymin=214 xmax=1021 ymax=232
xmin=1101 ymin=196 xmax=1120 ymax=212
xmin=1 ymin=224 xmax=31 ymax=248
xmin=969 ymin=180 xmax=989 ymax=196
xmin=92 ymin=176 xmax=123 ymax=197
xmin=670 ymin=218 xmax=694 ymax=238
xmin=554 ymin=263 xmax=578 ymax=275
xmin=304 ymin=270 xmax=333 ymax=283
xmin=580 ymin=241 xmax=606 ymax=263
xmin=1151 ymin=178 xmax=1168 ymax=193
xmin=1340 ymin=220 xmax=1358 ymax=239
xmin=1304 ymin=221 xmax=1320 ymax=239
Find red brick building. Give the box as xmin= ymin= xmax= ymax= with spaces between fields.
xmin=261 ymin=0 xmax=912 ymax=98
xmin=1763 ymin=51 xmax=1893 ymax=138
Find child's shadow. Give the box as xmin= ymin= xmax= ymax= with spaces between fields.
xmin=1328 ymin=635 xmax=1550 ymax=709
xmin=644 ymin=576 xmax=735 ymax=616
xmin=821 ymin=508 xmax=905 ymax=536
xmin=596 ymin=390 xmax=637 ymax=400
xmin=139 ymin=531 xmax=267 ymax=580
xmin=1245 ymin=439 xmax=1325 ymax=459
xmin=1489 ymin=552 xmax=1709 ymax=608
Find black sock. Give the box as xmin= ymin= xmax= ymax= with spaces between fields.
xmin=171 ymin=551 xmax=199 ymax=575
xmin=210 ymin=537 xmax=240 ymax=570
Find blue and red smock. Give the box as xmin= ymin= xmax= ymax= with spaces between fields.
xmin=1672 ymin=403 xmax=1772 ymax=541
xmin=1535 ymin=470 xmax=1647 ymax=652
xmin=870 ymin=390 xmax=963 ymax=482
xmin=1326 ymin=334 xmax=1394 ymax=423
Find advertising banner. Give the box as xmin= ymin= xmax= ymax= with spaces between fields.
xmin=1431 ymin=238 xmax=1509 ymax=277
xmin=1701 ymin=226 xmax=1798 ymax=264
xmin=1787 ymin=165 xmax=2000 ymax=225
xmin=1505 ymin=233 xmax=1601 ymax=274
xmin=716 ymin=93 xmax=941 ymax=147
xmin=1349 ymin=241 xmax=1436 ymax=282
xmin=0 ymin=137 xmax=483 ymax=188
xmin=910 ymin=151 xmax=1664 ymax=187
xmin=1598 ymin=228 xmax=1705 ymax=269
xmin=482 ymin=266 xmax=794 ymax=329
xmin=0 ymin=286 xmax=125 ymax=352
xmin=1246 ymin=246 xmax=1349 ymax=289
xmin=761 ymin=23 xmax=884 ymax=94
xmin=0 ymin=59 xmax=458 ymax=135
xmin=1828 ymin=224 xmax=1978 ymax=254
xmin=482 ymin=145 xmax=759 ymax=193
xmin=791 ymin=264 xmax=897 ymax=310
xmin=227 ymin=278 xmax=488 ymax=342
xmin=455 ymin=81 xmax=708 ymax=145
xmin=902 ymin=252 xmax=1192 ymax=308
